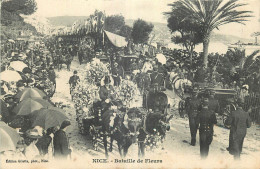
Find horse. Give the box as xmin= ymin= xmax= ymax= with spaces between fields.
xmin=168 ymin=71 xmax=192 ymax=98
xmin=138 ymin=90 xmax=172 ymax=157
xmin=57 ymin=53 xmax=73 ymax=71
xmin=101 ymin=107 xmax=143 ymax=158
xmin=134 ymin=72 xmax=151 ymax=94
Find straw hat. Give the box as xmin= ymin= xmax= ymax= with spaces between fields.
xmin=26 ymin=126 xmax=43 ymax=139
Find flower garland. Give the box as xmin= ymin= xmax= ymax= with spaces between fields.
xmin=113 ymin=79 xmax=139 ymax=105
xmin=72 ymin=81 xmax=99 ymax=115
xmin=84 ymin=58 xmax=109 ymax=85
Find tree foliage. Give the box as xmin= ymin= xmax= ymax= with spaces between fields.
xmin=166 ymin=0 xmax=252 ymax=68
xmin=104 ymin=15 xmax=125 ymax=34
xmin=2 ymin=0 xmax=37 ymax=15
xmin=166 ymin=14 xmax=203 ymax=58
xmin=132 ymin=19 xmax=154 ymax=44
xmin=104 ymin=14 xmax=133 ymax=40
xmin=119 ymin=25 xmax=133 ymax=40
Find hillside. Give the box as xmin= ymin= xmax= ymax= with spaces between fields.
xmin=47 ymin=16 xmax=88 ymax=27
xmin=47 ymin=16 xmax=253 ymax=44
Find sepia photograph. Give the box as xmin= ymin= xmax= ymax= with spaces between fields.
xmin=0 ymin=0 xmax=259 ymax=168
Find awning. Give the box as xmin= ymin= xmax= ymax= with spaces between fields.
xmin=104 ymin=30 xmax=127 ymax=48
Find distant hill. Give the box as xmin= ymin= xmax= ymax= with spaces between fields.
xmin=47 ymin=16 xmax=253 ymax=44
xmin=47 ymin=16 xmax=88 ymax=27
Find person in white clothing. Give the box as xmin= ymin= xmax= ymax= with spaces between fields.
xmin=24 ymin=126 xmax=43 ymax=159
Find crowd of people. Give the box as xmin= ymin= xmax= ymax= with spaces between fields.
xmin=0 ymin=36 xmax=258 ymax=162
xmin=185 ymin=88 xmax=252 ymax=160
xmin=0 ymin=39 xmax=74 ymax=161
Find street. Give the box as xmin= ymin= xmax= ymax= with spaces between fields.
xmin=50 ymin=58 xmax=260 ymax=168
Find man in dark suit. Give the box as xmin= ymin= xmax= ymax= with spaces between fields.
xmin=196 ymin=98 xmax=217 ymax=159
xmin=78 ymin=48 xmax=84 ymax=65
xmin=99 ymin=76 xmax=115 ymax=114
xmin=69 ymin=70 xmax=80 ymax=98
xmin=186 ymin=88 xmax=201 ymax=146
xmin=225 ymin=98 xmax=251 ymax=160
xmin=150 ymin=64 xmax=164 ymax=90
xmin=208 ymin=90 xmax=220 ymax=114
xmin=53 ymin=120 xmax=71 ymax=159
xmin=112 ymin=62 xmax=124 ymax=86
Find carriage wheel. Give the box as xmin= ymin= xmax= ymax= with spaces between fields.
xmin=89 ymin=125 xmax=99 ymax=151
xmin=178 ymin=100 xmax=185 ymax=118
xmin=222 ymin=103 xmax=236 ymax=128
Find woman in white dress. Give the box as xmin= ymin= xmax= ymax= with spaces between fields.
xmin=24 ymin=126 xmax=43 ymax=159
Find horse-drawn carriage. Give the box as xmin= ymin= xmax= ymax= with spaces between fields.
xmin=77 ymin=76 xmax=172 ymax=158
xmin=177 ymin=81 xmax=237 ymax=128
xmin=120 ymin=54 xmax=139 ymax=76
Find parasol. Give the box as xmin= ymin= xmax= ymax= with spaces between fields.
xmin=15 ymin=87 xmax=47 ymax=102
xmin=9 ymin=61 xmax=28 ymax=72
xmin=156 ymin=53 xmax=167 ymax=65
xmin=13 ymin=98 xmax=53 ymax=116
xmin=30 ymin=107 xmax=68 ymax=129
xmin=0 ymin=121 xmax=20 ymax=152
xmin=0 ymin=70 xmax=22 ymax=82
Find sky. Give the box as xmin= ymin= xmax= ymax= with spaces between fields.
xmin=34 ymin=0 xmax=259 ymax=39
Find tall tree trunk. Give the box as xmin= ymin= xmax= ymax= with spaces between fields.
xmin=203 ymin=37 xmax=210 ymax=68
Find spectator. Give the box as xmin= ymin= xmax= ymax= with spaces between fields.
xmin=69 ymin=70 xmax=80 ymax=98
xmin=225 ymin=98 xmax=251 ymax=160
xmin=36 ymin=128 xmax=53 ymax=158
xmin=53 ymin=120 xmax=72 ymax=159
xmin=24 ymin=126 xmax=43 ymax=159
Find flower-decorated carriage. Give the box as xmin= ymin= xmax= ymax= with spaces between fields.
xmin=72 ymin=57 xmax=141 ymax=150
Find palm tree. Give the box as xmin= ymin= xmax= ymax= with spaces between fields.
xmin=166 ymin=0 xmax=252 ymax=68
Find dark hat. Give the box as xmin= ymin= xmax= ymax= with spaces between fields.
xmin=104 ymin=76 xmax=111 ymax=84
xmin=73 ymin=70 xmax=78 ymax=74
xmin=27 ymin=78 xmax=34 ymax=84
xmin=60 ymin=120 xmax=71 ymax=129
xmin=22 ymin=67 xmax=32 ymax=74
xmin=16 ymin=81 xmax=25 ymax=87
xmin=1 ymin=88 xmax=6 ymax=95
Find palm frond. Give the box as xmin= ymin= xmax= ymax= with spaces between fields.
xmin=243 ymin=50 xmax=260 ymax=70
xmin=166 ymin=0 xmax=253 ymax=37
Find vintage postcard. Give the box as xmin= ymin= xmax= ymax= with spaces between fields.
xmin=0 ymin=0 xmax=259 ymax=168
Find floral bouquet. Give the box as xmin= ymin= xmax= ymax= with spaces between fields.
xmin=113 ymin=79 xmax=139 ymax=106
xmin=72 ymin=82 xmax=99 ymax=115
xmin=84 ymin=58 xmax=109 ymax=85
xmin=72 ymin=81 xmax=99 ymax=132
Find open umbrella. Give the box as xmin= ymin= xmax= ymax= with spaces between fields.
xmin=0 ymin=121 xmax=20 ymax=152
xmin=30 ymin=107 xmax=68 ymax=129
xmin=15 ymin=87 xmax=46 ymax=102
xmin=9 ymin=61 xmax=28 ymax=72
xmin=13 ymin=98 xmax=53 ymax=116
xmin=0 ymin=70 xmax=22 ymax=82
xmin=156 ymin=53 xmax=167 ymax=65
